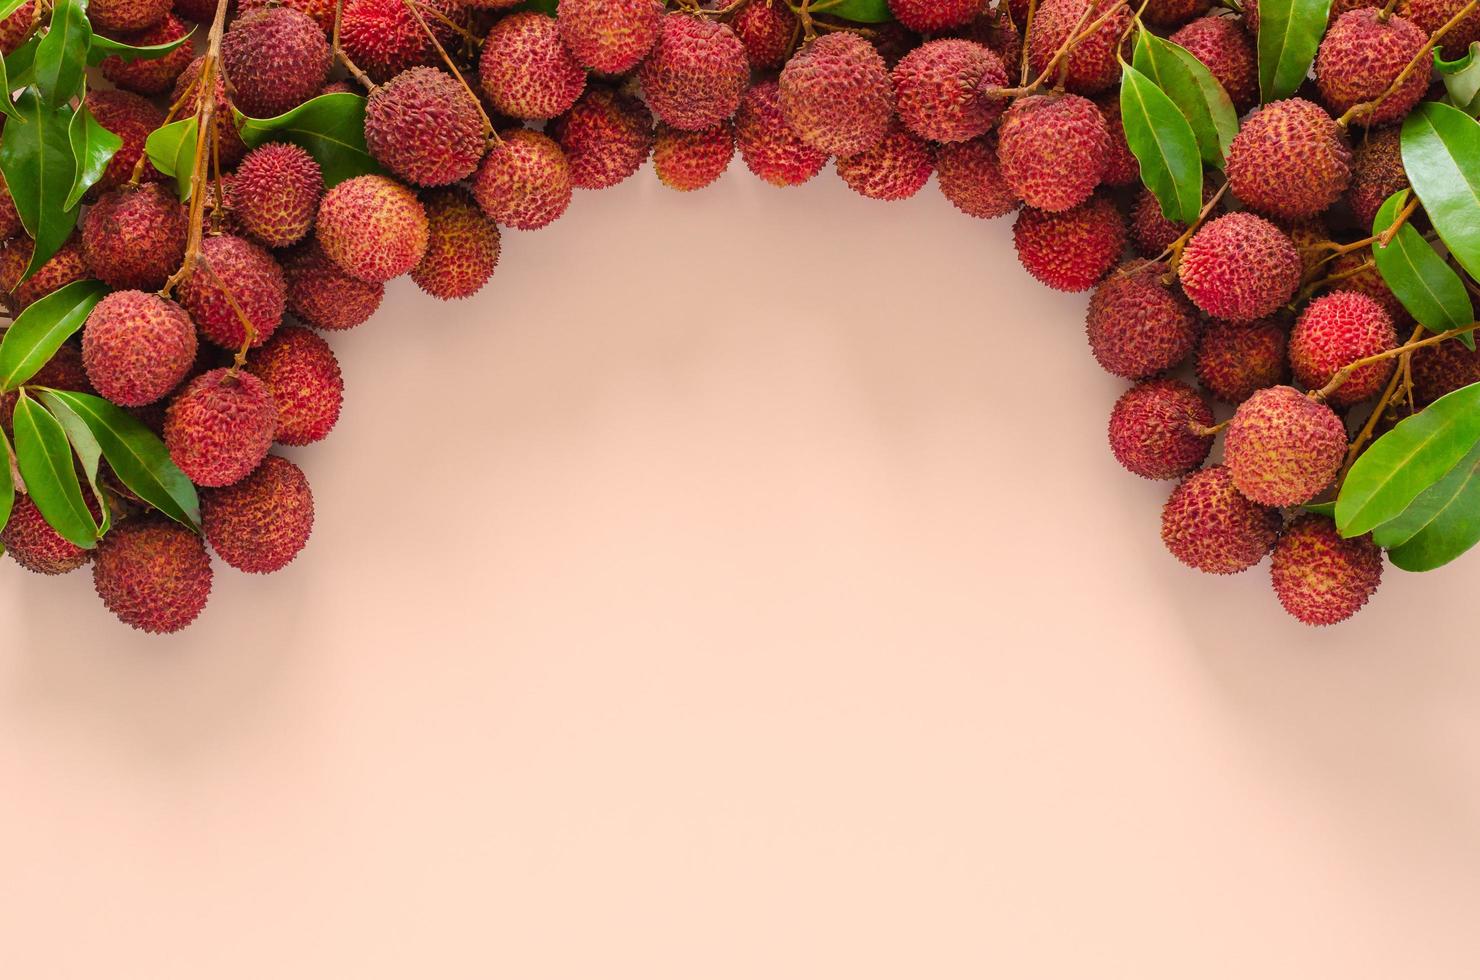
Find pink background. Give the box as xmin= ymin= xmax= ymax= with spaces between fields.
xmin=4 ymin=170 xmax=1479 ymax=977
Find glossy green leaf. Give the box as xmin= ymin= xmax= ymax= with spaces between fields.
xmin=0 ymin=0 xmax=32 ymax=20
xmin=1386 ymin=445 xmax=1480 ymax=571
xmin=37 ymin=390 xmax=111 ymax=537
xmin=0 ymin=32 xmax=16 ymax=117
xmin=0 ymin=279 xmax=108 ymax=391
xmin=1373 ymin=437 xmax=1480 ymax=546
xmin=1258 ymin=0 xmax=1333 ymax=103
xmin=3 ymin=34 xmax=41 ymax=94
xmin=0 ymin=429 xmax=14 ymax=536
xmin=42 ymin=390 xmax=200 ymax=532
xmin=33 ymin=0 xmax=91 ymax=106
xmin=0 ymin=88 xmax=81 ymax=279
xmin=1303 ymin=501 xmax=1338 ymax=517
xmin=86 ymin=26 xmax=193 ymax=66
xmin=236 ymin=94 xmax=380 ymax=187
xmin=1120 ymin=62 xmax=1203 ymax=226
xmin=1132 ymin=30 xmax=1237 ymax=168
xmin=1436 ymin=41 xmax=1480 ymax=114
xmin=817 ymin=0 xmax=892 ymax=22
xmin=64 ymin=100 xmax=122 ymax=211
xmin=12 ymin=394 xmax=97 ymax=548
xmin=144 ymin=117 xmax=199 ymax=200
xmin=1337 ymin=382 xmax=1480 ymax=536
xmin=1402 ymin=102 xmax=1480 ymax=283
xmin=1371 ymin=191 xmax=1475 ymax=336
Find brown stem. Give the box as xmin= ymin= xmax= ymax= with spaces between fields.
xmin=1189 ymin=420 xmax=1229 ymax=437
xmin=400 ymin=0 xmax=494 ymax=138
xmin=332 ymin=0 xmax=376 ymax=91
xmin=1314 ymin=323 xmax=1476 ymax=401
xmin=1338 ymin=0 xmax=1479 ymax=126
xmin=1158 ymin=181 xmax=1230 ymax=278
xmin=1338 ymin=324 xmax=1426 ymax=479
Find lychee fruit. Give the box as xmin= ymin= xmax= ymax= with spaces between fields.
xmin=89 ymin=0 xmax=170 ymax=33
xmin=1012 ymin=194 xmax=1126 ymax=292
xmin=338 ymin=0 xmax=464 ymax=83
xmin=1179 ymin=212 xmax=1302 ymax=321
xmin=172 ymin=57 xmax=248 ymax=167
xmin=1196 ymin=318 xmax=1289 ymax=403
xmin=1411 ymin=338 xmax=1480 ymax=404
xmin=366 ymin=67 xmax=488 ymax=187
xmin=1027 ymin=0 xmax=1133 ymax=95
xmin=1161 ymin=465 xmax=1283 ymax=574
xmin=92 ymin=517 xmax=213 ymax=634
xmin=997 ymin=94 xmax=1110 ymax=212
xmin=1270 ymin=514 xmax=1383 ymax=625
xmin=164 ymin=368 xmax=278 ymax=488
xmin=282 ymin=241 xmax=385 ymax=331
xmin=220 ymin=7 xmax=331 ymax=118
xmin=1109 ymin=378 xmax=1216 ymax=480
xmin=935 ymin=136 xmax=1018 ymax=220
xmin=1224 ymin=385 xmax=1347 ymax=506
xmin=82 ymin=291 xmax=198 ymax=407
xmin=731 ymin=0 xmax=798 ymax=70
xmin=177 ymin=234 xmax=287 ymax=351
xmin=238 ymin=0 xmax=337 ymax=34
xmin=557 ymin=0 xmax=663 ymax=75
xmin=472 ymin=128 xmax=574 ymax=231
xmin=736 ymin=82 xmax=829 ymax=188
xmin=836 ymin=120 xmax=934 ymax=201
xmin=84 ymin=89 xmax=167 ymax=191
xmin=1345 ymin=127 xmax=1408 ymax=229
xmin=1142 ymin=0 xmax=1213 ymax=26
xmin=1130 ymin=185 xmax=1220 ymax=258
xmin=244 ymin=325 xmax=344 ymax=446
xmin=1288 ymin=290 xmax=1398 ymax=406
xmin=1316 ymin=9 xmax=1428 ymax=125
xmin=891 ymin=39 xmax=1007 ymax=144
xmin=653 ymin=123 xmax=735 ymax=192
xmin=1 ymin=496 xmax=91 ymax=575
xmin=201 ymin=454 xmax=315 ymax=574
xmin=1097 ymin=95 xmax=1140 ymax=187
xmin=81 ymin=182 xmax=188 ymax=291
xmin=1170 ymin=15 xmax=1258 ymax=112
xmin=99 ymin=14 xmax=194 ymax=95
xmin=1326 ymin=252 xmax=1408 ymax=324
xmin=479 ymin=11 xmax=588 ymax=121
xmin=0 ymin=172 xmax=20 ymax=241
xmin=315 ymin=175 xmax=429 ymax=283
xmin=412 ymin=189 xmax=501 ymax=300
xmin=550 ymin=88 xmax=655 ymax=191
xmin=231 ymin=142 xmax=324 ymax=247
xmin=1226 ymin=98 xmax=1352 ymax=221
xmin=889 ymin=0 xmax=985 ymax=31
xmin=1086 ymin=265 xmax=1200 ymax=378
xmin=779 ymin=31 xmax=895 ymax=156
xmin=640 ymin=15 xmax=750 ymax=132
xmin=1398 ymin=0 xmax=1480 ymax=59
xmin=0 ymin=235 xmax=91 ymax=309
xmin=957 ymin=5 xmax=1022 ymax=69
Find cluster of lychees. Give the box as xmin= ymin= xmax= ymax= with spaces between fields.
xmin=0 ymin=0 xmax=1476 ymax=633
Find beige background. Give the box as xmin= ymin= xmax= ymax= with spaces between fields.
xmin=3 ymin=169 xmax=1479 ymax=977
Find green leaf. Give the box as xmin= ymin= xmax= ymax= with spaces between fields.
xmin=0 ymin=0 xmax=32 ymax=20
xmin=1386 ymin=444 xmax=1480 ymax=571
xmin=1436 ymin=41 xmax=1480 ymax=114
xmin=1132 ymin=30 xmax=1237 ymax=168
xmin=816 ymin=0 xmax=892 ymax=22
xmin=0 ymin=429 xmax=14 ymax=536
xmin=37 ymin=390 xmax=111 ymax=537
xmin=42 ymin=390 xmax=201 ymax=532
xmin=1371 ymin=190 xmax=1475 ymax=336
xmin=0 ymin=88 xmax=81 ymax=278
xmin=11 ymin=393 xmax=97 ymax=548
xmin=1373 ymin=436 xmax=1480 ymax=547
xmin=1402 ymin=102 xmax=1480 ymax=283
xmin=1120 ymin=62 xmax=1203 ymax=226
xmin=1337 ymin=382 xmax=1480 ymax=536
xmin=520 ymin=0 xmax=557 ymax=14
xmin=0 ymin=278 xmax=108 ymax=391
xmin=1258 ymin=0 xmax=1333 ymax=103
xmin=143 ymin=117 xmax=199 ymax=200
xmin=86 ymin=26 xmax=192 ymax=66
xmin=0 ymin=33 xmax=16 ymax=117
xmin=64 ymin=100 xmax=122 ymax=211
xmin=32 ymin=0 xmax=91 ymax=107
xmin=236 ymin=93 xmax=381 ymax=187
xmin=3 ymin=34 xmax=41 ymax=94
xmin=1303 ymin=500 xmax=1338 ymax=517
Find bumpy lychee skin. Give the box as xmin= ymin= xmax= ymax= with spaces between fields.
xmin=472 ymin=129 xmax=574 ymax=231
xmin=1196 ymin=319 xmax=1289 ymax=404
xmin=92 ymin=518 xmax=212 ymax=635
xmin=1326 ymin=251 xmax=1408 ymax=324
xmin=1411 ymin=339 xmax=1480 ymax=404
xmin=202 ymin=455 xmax=315 ymax=574
xmin=316 ymin=175 xmax=429 ymax=283
xmin=736 ymin=82 xmax=829 ymax=188
xmin=779 ymin=31 xmax=895 ymax=156
xmin=221 ymin=8 xmax=331 ymax=119
xmin=165 ymin=368 xmax=278 ymax=488
xmin=1170 ymin=15 xmax=1258 ymax=111
xmin=888 ymin=0 xmax=985 ymax=32
xmin=1086 ymin=266 xmax=1199 ymax=378
xmin=1097 ymin=95 xmax=1139 ymax=187
xmin=836 ymin=120 xmax=934 ymax=201
xmin=172 ymin=58 xmax=248 ymax=167
xmin=0 ymin=172 xmax=20 ymax=241
xmin=0 ymin=235 xmax=91 ymax=309
xmin=1108 ymin=379 xmax=1216 ymax=480
xmin=282 ymin=242 xmax=385 ymax=331
xmin=338 ymin=0 xmax=463 ymax=83
xmin=177 ymin=234 xmax=287 ymax=351
xmin=1224 ymin=385 xmax=1347 ymax=507
xmin=239 ymin=0 xmax=337 ymax=34
xmin=412 ymin=190 xmax=501 ymax=301
xmin=0 ymin=1 xmax=35 ymax=55
xmin=232 ymin=142 xmax=324 ymax=248
xmin=89 ymin=0 xmax=170 ymax=32
xmin=639 ymin=15 xmax=749 ymax=132
xmin=1316 ymin=10 xmax=1428 ymax=125
xmin=1289 ymin=291 xmax=1398 ymax=406
xmin=557 ymin=0 xmax=663 ymax=75
xmin=1271 ymin=514 xmax=1383 ymax=626
xmin=1 ymin=496 xmax=90 ymax=575
xmin=1398 ymin=0 xmax=1480 ymax=59
xmin=81 ymin=183 xmax=188 ymax=291
xmin=1028 ymin=0 xmax=1132 ymax=95
xmin=653 ymin=123 xmax=735 ymax=192
xmin=1129 ymin=186 xmax=1220 ymax=257
xmin=935 ymin=137 xmax=1018 ymax=219
xmin=99 ymin=14 xmax=194 ymax=95
xmin=82 ymin=291 xmax=198 ymax=407
xmin=891 ymin=39 xmax=1007 ymax=144
xmin=85 ymin=89 xmax=167 ymax=191
xmin=1226 ymin=99 xmax=1352 ymax=221
xmin=1161 ymin=466 xmax=1283 ymax=574
xmin=479 ymin=11 xmax=587 ymax=121
xmin=731 ymin=0 xmax=798 ymax=70
xmin=997 ymin=94 xmax=1110 ymax=212
xmin=366 ymin=68 xmax=487 ymax=187
xmin=245 ymin=326 xmax=344 ymax=446
xmin=1012 ymin=195 xmax=1126 ymax=292
xmin=550 ymin=89 xmax=655 ymax=191
xmin=1345 ymin=127 xmax=1408 ymax=229
xmin=1179 ymin=213 xmax=1302 ymax=321
xmin=1142 ymin=0 xmax=1214 ymax=26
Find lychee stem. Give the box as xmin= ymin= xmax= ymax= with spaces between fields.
xmin=1336 ymin=0 xmax=1479 ymax=127
xmin=1338 ymin=323 xmax=1426 ymax=480
xmin=400 ymin=0 xmax=496 ymax=140
xmin=1155 ymin=181 xmax=1229 ymax=279
xmin=1313 ymin=322 xmax=1476 ymax=402
xmin=988 ymin=0 xmax=1131 ymax=100
xmin=129 ymin=73 xmax=204 ymax=187
xmin=331 ymin=0 xmax=376 ymax=92
xmin=1189 ymin=420 xmax=1228 ymax=437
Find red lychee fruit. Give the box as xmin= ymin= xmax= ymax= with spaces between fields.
xmin=282 ymin=242 xmax=385 ymax=331
xmin=1027 ymin=0 xmax=1132 ymax=95
xmin=0 ymin=235 xmax=91 ymax=309
xmin=889 ymin=0 xmax=985 ymax=31
xmin=232 ymin=142 xmax=324 ymax=248
xmin=1316 ymin=9 xmax=1428 ymax=126
xmin=736 ymin=82 xmax=829 ymax=188
xmin=1224 ymin=385 xmax=1347 ymax=506
xmin=479 ymin=11 xmax=587 ymax=121
xmin=202 ymin=454 xmax=315 ymax=574
xmin=1398 ymin=0 xmax=1480 ymax=59
xmin=1288 ymin=290 xmax=1398 ymax=406
xmin=412 ymin=189 xmax=501 ymax=301
xmin=84 ymin=89 xmax=166 ymax=191
xmin=366 ymin=68 xmax=488 ymax=187
xmin=1345 ymin=127 xmax=1408 ymax=229
xmin=92 ymin=518 xmax=213 ymax=634
xmin=836 ymin=120 xmax=934 ymax=201
xmin=1108 ymin=378 xmax=1216 ymax=480
xmin=997 ymin=94 xmax=1110 ymax=212
xmin=550 ymin=89 xmax=655 ymax=191
xmin=164 ymin=368 xmax=278 ymax=488
xmin=1086 ymin=266 xmax=1200 ymax=378
xmin=1012 ymin=194 xmax=1126 ymax=292
xmin=99 ymin=14 xmax=194 ymax=95
xmin=316 ymin=175 xmax=429 ymax=282
xmin=2 ymin=496 xmax=90 ymax=575
xmin=1270 ymin=514 xmax=1383 ymax=625
xmin=1179 ymin=212 xmax=1302 ymax=321
xmin=239 ymin=0 xmax=337 ymax=34
xmin=89 ymin=0 xmax=170 ymax=33
xmin=1196 ymin=319 xmax=1289 ymax=403
xmin=1170 ymin=15 xmax=1258 ymax=112
xmin=653 ymin=123 xmax=735 ymax=192
xmin=81 ymin=183 xmax=188 ymax=291
xmin=338 ymin=0 xmax=464 ymax=83
xmin=956 ymin=5 xmax=1022 ymax=69
xmin=1227 ymin=98 xmax=1352 ymax=221
xmin=638 ymin=15 xmax=750 ymax=133
xmin=1411 ymin=338 xmax=1480 ymax=404
xmin=221 ymin=7 xmax=331 ymax=118
xmin=1161 ymin=465 xmax=1283 ymax=574
xmin=1327 ymin=252 xmax=1408 ymax=324
xmin=779 ymin=31 xmax=895 ymax=156
xmin=1097 ymin=95 xmax=1140 ymax=187
xmin=82 ymin=291 xmax=198 ymax=407
xmin=1129 ymin=185 xmax=1221 ymax=258
xmin=935 ymin=136 xmax=1018 ymax=220
xmin=0 ymin=172 xmax=20 ymax=241
xmin=891 ymin=39 xmax=1007 ymax=144
xmin=472 ymin=128 xmax=574 ymax=231
xmin=557 ymin=0 xmax=663 ymax=75
xmin=177 ymin=234 xmax=287 ymax=351
xmin=244 ymin=325 xmax=345 ymax=446
xmin=172 ymin=57 xmax=248 ymax=167
xmin=1142 ymin=0 xmax=1213 ymax=26
xmin=731 ymin=0 xmax=798 ymax=70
